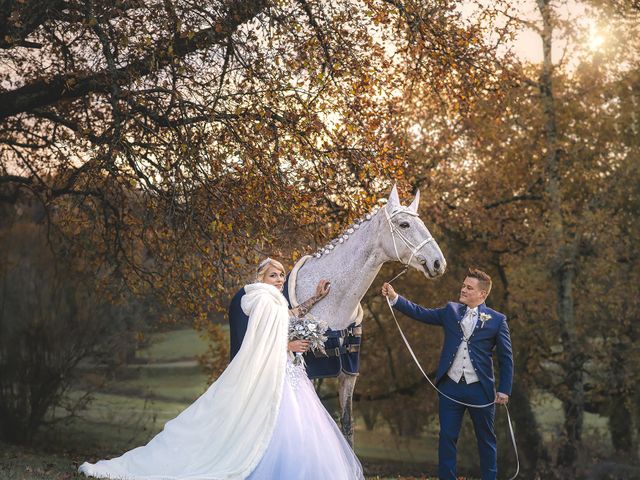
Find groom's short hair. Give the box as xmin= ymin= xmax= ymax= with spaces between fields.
xmin=467 ymin=268 xmax=492 ymax=295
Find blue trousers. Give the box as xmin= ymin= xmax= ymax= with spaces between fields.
xmin=437 ymin=377 xmax=497 ymax=480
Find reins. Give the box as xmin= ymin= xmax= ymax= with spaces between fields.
xmin=383 ymin=209 xmax=520 ymax=480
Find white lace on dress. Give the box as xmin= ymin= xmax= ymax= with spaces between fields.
xmin=285 ymin=355 xmax=308 ymax=391
xmin=249 ymin=353 xmax=364 ymax=479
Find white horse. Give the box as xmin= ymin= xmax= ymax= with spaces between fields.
xmin=291 ymin=184 xmax=446 ymax=445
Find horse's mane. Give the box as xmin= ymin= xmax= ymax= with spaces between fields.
xmin=313 ymin=203 xmax=384 ymax=258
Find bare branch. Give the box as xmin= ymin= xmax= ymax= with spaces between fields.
xmin=0 ymin=0 xmax=268 ymax=121
xmin=484 ymin=194 xmax=543 ymax=210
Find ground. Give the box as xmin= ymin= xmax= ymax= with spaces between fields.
xmin=0 ymin=445 xmax=449 ymax=480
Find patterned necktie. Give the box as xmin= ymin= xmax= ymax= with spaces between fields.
xmin=462 ymin=309 xmax=476 ymax=337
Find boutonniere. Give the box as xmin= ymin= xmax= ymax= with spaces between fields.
xmin=479 ymin=312 xmax=492 ymax=328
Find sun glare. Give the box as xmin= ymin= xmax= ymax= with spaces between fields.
xmin=588 ymin=24 xmax=605 ymax=52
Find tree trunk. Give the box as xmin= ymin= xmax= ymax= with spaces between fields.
xmin=608 ymin=394 xmax=635 ymax=457
xmin=510 ymin=376 xmax=551 ymax=475
xmin=536 ymin=0 xmax=584 ymax=472
xmin=495 ymin=260 xmax=551 ymax=475
xmin=607 ymin=308 xmax=640 ymax=460
xmin=555 ymin=259 xmax=583 ymax=468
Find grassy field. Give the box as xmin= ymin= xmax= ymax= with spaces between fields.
xmin=137 ymin=328 xmax=213 ymax=363
xmin=1 ymin=328 xmax=612 ymax=479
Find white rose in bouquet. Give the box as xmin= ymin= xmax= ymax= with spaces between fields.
xmin=288 ymin=314 xmax=329 ymax=365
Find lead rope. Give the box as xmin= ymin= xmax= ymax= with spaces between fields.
xmin=385 ymin=273 xmax=520 ymax=480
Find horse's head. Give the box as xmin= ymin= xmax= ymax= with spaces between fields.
xmin=380 ymin=185 xmax=446 ymax=279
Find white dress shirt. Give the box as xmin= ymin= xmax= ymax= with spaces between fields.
xmin=447 ymin=306 xmax=480 ymax=384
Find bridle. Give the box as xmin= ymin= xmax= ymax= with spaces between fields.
xmin=384 ymin=206 xmax=435 ymax=280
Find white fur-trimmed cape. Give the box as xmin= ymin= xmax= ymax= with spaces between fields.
xmin=79 ymin=282 xmax=290 ymax=480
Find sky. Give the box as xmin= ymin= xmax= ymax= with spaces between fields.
xmin=460 ymin=0 xmax=609 ymax=66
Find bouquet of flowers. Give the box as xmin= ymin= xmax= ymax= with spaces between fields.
xmin=288 ymin=314 xmax=329 ymax=365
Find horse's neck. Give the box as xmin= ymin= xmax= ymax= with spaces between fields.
xmin=295 ymin=214 xmax=390 ymax=330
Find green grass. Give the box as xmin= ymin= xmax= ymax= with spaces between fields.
xmin=531 ymin=391 xmax=610 ymax=441
xmin=106 ymin=370 xmax=209 ymax=402
xmin=355 ymin=429 xmax=438 ymax=464
xmin=1 ymin=445 xmax=85 ymax=480
xmin=137 ymin=328 xmax=218 ymax=362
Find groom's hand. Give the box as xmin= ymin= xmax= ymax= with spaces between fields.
xmin=381 ymin=283 xmax=398 ymax=301
xmin=495 ymin=392 xmax=509 ymax=405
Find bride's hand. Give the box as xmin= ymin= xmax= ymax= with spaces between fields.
xmin=288 ymin=340 xmax=310 ymax=353
xmin=315 ymin=279 xmax=331 ymax=299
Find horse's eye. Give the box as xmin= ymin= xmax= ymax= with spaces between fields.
xmin=399 ymin=222 xmax=410 ymax=229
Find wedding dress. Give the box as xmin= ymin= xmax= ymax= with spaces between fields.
xmin=78 ymin=282 xmax=363 ymax=480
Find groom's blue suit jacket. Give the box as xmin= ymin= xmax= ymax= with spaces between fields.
xmin=228 ymin=287 xmax=248 ymax=361
xmin=393 ymin=297 xmax=513 ymax=401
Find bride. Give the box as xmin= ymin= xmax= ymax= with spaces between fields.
xmin=78 ymin=258 xmax=364 ymax=479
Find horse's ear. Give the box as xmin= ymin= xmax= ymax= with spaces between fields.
xmin=388 ymin=183 xmax=401 ymax=210
xmin=409 ymin=189 xmax=420 ymax=213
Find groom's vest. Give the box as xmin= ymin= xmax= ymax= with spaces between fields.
xmin=393 ymin=298 xmax=514 ymax=401
xmin=283 ymin=275 xmax=362 ymax=378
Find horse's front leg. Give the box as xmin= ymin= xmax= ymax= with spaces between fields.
xmin=338 ymin=371 xmax=358 ymax=447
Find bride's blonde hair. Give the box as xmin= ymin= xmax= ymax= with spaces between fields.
xmin=256 ymin=257 xmax=286 ymax=282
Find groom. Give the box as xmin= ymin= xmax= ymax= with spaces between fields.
xmin=382 ymin=268 xmax=513 ymax=480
